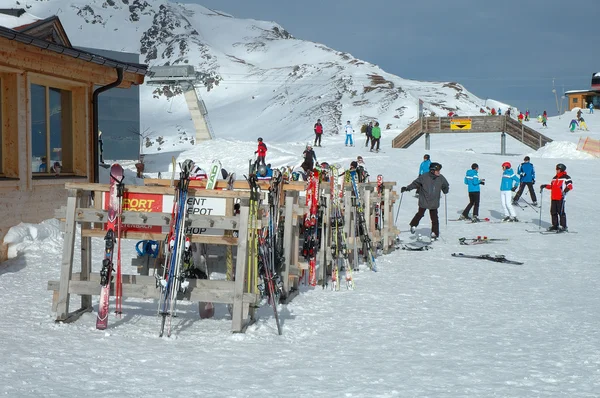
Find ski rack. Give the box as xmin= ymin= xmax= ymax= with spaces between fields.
xmin=49 ymin=182 xmax=257 ymax=333
xmin=48 ymin=177 xmax=400 ymax=332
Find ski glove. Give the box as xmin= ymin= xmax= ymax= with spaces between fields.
xmin=511 ymin=186 xmax=517 ymax=192
xmin=479 ymin=181 xmax=485 ymax=185
xmin=400 ymin=186 xmax=408 ymax=193
xmin=539 ymin=184 xmax=546 ymax=193
xmin=564 ymin=188 xmax=570 ymax=194
xmin=532 ymin=179 xmax=535 ymax=184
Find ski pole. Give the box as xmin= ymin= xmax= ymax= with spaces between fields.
xmin=444 ymin=193 xmax=448 ymax=226
xmin=538 ymin=190 xmax=543 ymax=230
xmin=394 ymin=191 xmax=404 ymax=225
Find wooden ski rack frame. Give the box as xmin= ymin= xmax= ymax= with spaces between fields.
xmin=48 ymin=177 xmax=399 ymax=333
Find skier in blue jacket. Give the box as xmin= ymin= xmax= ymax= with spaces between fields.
xmin=419 ymin=154 xmax=431 ymax=175
xmin=500 ymin=161 xmax=520 ymax=222
xmin=512 ymin=156 xmax=537 ymax=205
xmin=459 ymin=163 xmax=485 ymax=221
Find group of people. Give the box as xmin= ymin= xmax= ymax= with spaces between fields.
xmin=399 ymin=154 xmax=573 ymax=240
xmin=311 ymin=119 xmax=382 ymax=151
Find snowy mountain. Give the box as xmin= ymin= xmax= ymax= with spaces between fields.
xmin=18 ymin=0 xmax=495 ymax=150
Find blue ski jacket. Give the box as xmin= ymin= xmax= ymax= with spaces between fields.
xmin=464 ymin=169 xmax=482 ymax=192
xmin=517 ymin=162 xmax=535 ymax=183
xmin=419 ymin=159 xmax=431 ymax=175
xmin=500 ymin=168 xmax=520 ymax=191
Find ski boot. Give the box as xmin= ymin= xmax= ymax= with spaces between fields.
xmin=100 ymin=259 xmax=113 ymax=286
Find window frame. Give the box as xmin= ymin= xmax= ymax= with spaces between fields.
xmin=29 ymin=77 xmax=75 ymax=178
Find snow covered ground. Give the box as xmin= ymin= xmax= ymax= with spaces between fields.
xmin=2 ymin=109 xmax=600 ymax=397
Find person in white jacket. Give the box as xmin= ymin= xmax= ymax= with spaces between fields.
xmin=344 ymin=121 xmax=354 ymax=146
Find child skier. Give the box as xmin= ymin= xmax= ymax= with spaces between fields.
xmin=578 ymin=117 xmax=589 ymax=131
xmin=459 ymin=163 xmax=485 ymax=222
xmin=540 ymin=163 xmax=573 ymax=231
xmin=499 ymin=162 xmax=520 ymax=222
xmin=569 ymin=119 xmax=578 ymax=132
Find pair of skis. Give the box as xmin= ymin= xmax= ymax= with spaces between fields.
xmin=96 ymin=164 xmax=125 ymax=330
xmin=303 ymin=169 xmax=320 ymax=286
xmin=459 ymin=236 xmax=508 ymax=245
xmin=349 ymin=170 xmax=377 ymax=272
xmin=328 ymin=164 xmax=354 ymax=290
xmin=451 ymin=252 xmax=523 ymax=265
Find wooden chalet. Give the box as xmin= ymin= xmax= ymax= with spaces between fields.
xmin=0 ymin=9 xmax=147 ymax=261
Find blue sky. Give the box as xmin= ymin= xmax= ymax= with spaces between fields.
xmin=193 ymin=0 xmax=598 ymax=116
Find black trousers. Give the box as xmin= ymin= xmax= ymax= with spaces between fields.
xmin=410 ymin=207 xmax=439 ymax=237
xmin=314 ymin=133 xmax=322 ymax=146
xmin=513 ymin=182 xmax=537 ymax=202
xmin=550 ymin=199 xmax=567 ymax=228
xmin=462 ymin=191 xmax=480 ymax=217
xmin=370 ymin=138 xmax=380 ymax=151
xmin=365 ymin=134 xmax=371 ymax=147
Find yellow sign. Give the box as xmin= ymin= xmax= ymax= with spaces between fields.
xmin=450 ymin=118 xmax=472 ymax=130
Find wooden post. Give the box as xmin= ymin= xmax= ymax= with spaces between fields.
xmin=56 ymin=189 xmax=80 ymax=321
xmin=282 ymin=191 xmax=296 ymax=296
xmin=80 ymin=192 xmax=93 ymax=309
xmin=232 ymin=200 xmax=250 ymax=333
xmin=501 ymin=132 xmax=506 ymax=156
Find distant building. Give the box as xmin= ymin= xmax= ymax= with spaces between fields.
xmin=78 ymin=47 xmax=142 ymax=161
xmin=565 ymin=73 xmax=600 ymax=111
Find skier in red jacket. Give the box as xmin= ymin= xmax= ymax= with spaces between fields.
xmin=540 ymin=163 xmax=573 ymax=232
xmin=313 ymin=119 xmax=323 ymax=147
xmin=255 ymin=137 xmax=267 ymax=166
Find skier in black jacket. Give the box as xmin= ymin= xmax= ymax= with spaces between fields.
xmin=401 ymin=162 xmax=449 ymax=239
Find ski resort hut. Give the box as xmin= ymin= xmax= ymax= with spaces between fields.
xmin=0 ymin=9 xmax=147 ymax=261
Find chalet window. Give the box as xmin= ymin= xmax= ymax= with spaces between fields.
xmin=573 ymin=98 xmax=578 ymax=104
xmin=31 ymin=84 xmax=73 ymax=175
xmin=0 ymin=77 xmax=3 ymax=175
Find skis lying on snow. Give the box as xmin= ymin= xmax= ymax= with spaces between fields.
xmin=401 ymin=241 xmax=432 ymax=251
xmin=449 ymin=217 xmax=491 ymax=223
xmin=451 ymin=252 xmax=523 ymax=265
xmin=459 ymin=236 xmax=509 ymax=245
xmin=526 ymin=229 xmax=578 ymax=234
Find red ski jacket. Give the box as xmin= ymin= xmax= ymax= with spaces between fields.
xmin=314 ymin=122 xmax=323 ymax=134
xmin=541 ymin=171 xmax=573 ymax=200
xmin=256 ymin=142 xmax=267 ymax=157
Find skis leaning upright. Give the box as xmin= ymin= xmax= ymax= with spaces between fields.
xmin=96 ymin=164 xmax=124 ymax=330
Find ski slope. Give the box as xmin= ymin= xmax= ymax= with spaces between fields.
xmin=1 ymin=109 xmax=600 ymax=397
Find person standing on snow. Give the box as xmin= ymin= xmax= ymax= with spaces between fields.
xmin=459 ymin=163 xmax=485 ymax=222
xmin=415 ymin=154 xmax=432 ymax=196
xmin=370 ymin=122 xmax=381 ymax=152
xmin=364 ymin=121 xmax=373 ymax=147
xmin=518 ymin=112 xmax=524 ymax=123
xmin=255 ymin=137 xmax=267 ymax=166
xmin=313 ymin=119 xmax=323 ymax=147
xmin=525 ymin=109 xmax=530 ymax=121
xmin=569 ymin=119 xmax=579 ymax=132
xmin=499 ymin=161 xmax=520 ymax=222
xmin=301 ymin=143 xmax=317 ymax=174
xmin=542 ymin=113 xmax=548 ymax=128
xmin=344 ymin=120 xmax=355 ymax=147
xmin=540 ymin=163 xmax=573 ymax=232
xmin=400 ymin=162 xmax=449 ymax=240
xmin=578 ymin=116 xmax=589 ymax=131
xmin=589 ymin=102 xmax=594 ymax=114
xmin=513 ymin=156 xmax=538 ymax=206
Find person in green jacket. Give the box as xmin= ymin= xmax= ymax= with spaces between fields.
xmin=370 ymin=122 xmax=381 ymax=152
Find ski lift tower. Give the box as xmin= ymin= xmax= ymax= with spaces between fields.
xmin=146 ymin=65 xmax=215 ymax=142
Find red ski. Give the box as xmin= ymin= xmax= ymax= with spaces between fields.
xmin=96 ymin=164 xmax=124 ymax=330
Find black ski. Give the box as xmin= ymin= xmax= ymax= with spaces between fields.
xmin=526 ymin=229 xmax=577 ymax=234
xmin=451 ymin=252 xmax=523 ymax=265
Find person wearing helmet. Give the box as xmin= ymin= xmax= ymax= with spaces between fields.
xmin=500 ymin=161 xmax=520 ymax=222
xmin=513 ymin=156 xmax=537 ymax=206
xmin=255 ymin=138 xmax=268 ymax=166
xmin=540 ymin=163 xmax=573 ymax=232
xmin=419 ymin=154 xmax=431 ymax=176
xmin=400 ymin=162 xmax=449 ymax=240
xmin=314 ymin=119 xmax=324 ymax=147
xmin=459 ymin=163 xmax=485 ymax=222
xmin=301 ymin=143 xmax=317 ymax=174
xmin=344 ymin=120 xmax=354 ymax=147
